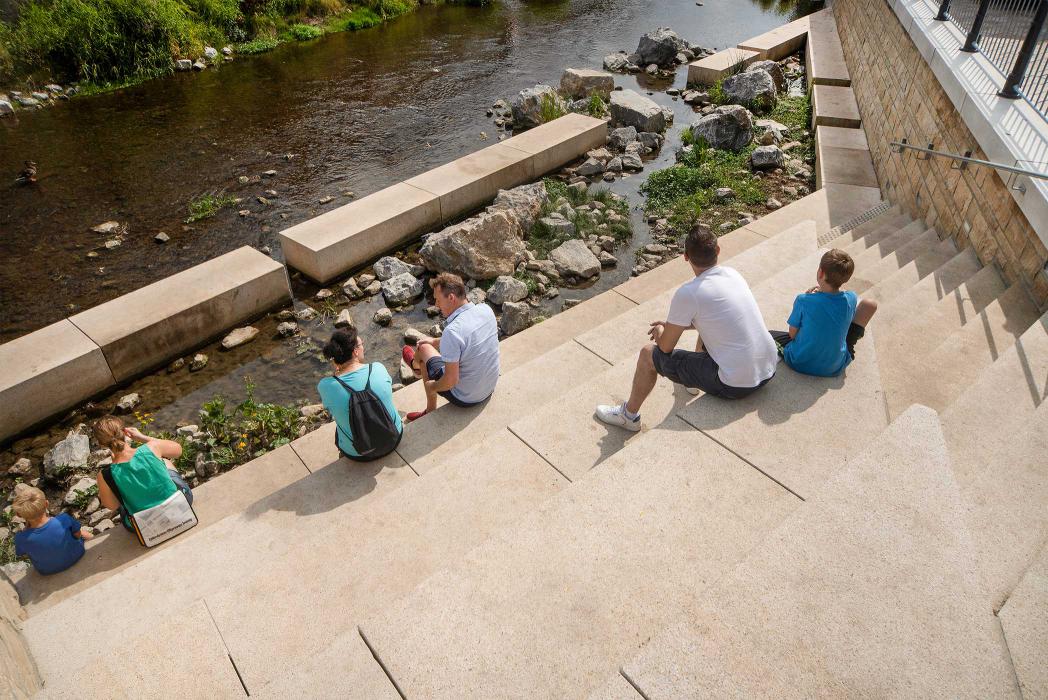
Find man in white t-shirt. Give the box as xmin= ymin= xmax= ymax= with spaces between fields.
xmin=402 ymin=272 xmax=500 ymax=422
xmin=596 ymin=225 xmax=779 ymax=431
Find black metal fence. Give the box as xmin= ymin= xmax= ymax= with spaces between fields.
xmin=936 ymin=0 xmax=1048 ymax=119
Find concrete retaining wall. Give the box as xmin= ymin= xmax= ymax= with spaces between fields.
xmin=280 ymin=113 xmax=608 ymax=283
xmin=738 ymin=15 xmax=811 ymax=61
xmin=0 ymin=247 xmax=290 ymax=443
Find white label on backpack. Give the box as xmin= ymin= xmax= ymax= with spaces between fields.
xmin=132 ymin=490 xmax=198 ymax=547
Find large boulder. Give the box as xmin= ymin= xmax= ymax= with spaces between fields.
xmin=747 ymin=60 xmax=786 ymax=92
xmin=43 ymin=432 xmax=90 ymax=477
xmin=634 ymin=28 xmax=688 ymax=68
xmin=490 ymin=182 xmax=548 ymax=235
xmin=420 ymin=210 xmax=526 ymax=280
xmin=750 ymin=145 xmax=786 ymax=170
xmin=610 ymin=90 xmax=666 ymax=133
xmin=560 ymin=68 xmax=615 ymax=99
xmin=690 ymin=105 xmax=754 ymax=152
xmin=512 ymin=85 xmax=560 ymax=130
xmin=721 ymin=69 xmax=777 ymax=110
xmin=500 ymin=301 xmax=532 ymax=336
xmin=487 ymin=276 xmax=529 ymax=306
xmin=609 ymin=126 xmax=639 ymax=150
xmin=550 ymin=239 xmax=601 ymax=278
xmin=381 ymin=273 xmax=424 ymax=305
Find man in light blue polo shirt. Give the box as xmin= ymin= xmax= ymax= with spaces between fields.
xmin=402 ymin=272 xmax=500 ymax=421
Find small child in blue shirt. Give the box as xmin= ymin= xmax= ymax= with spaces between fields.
xmin=770 ymin=249 xmax=878 ymax=377
xmin=12 ymin=486 xmax=93 ymax=575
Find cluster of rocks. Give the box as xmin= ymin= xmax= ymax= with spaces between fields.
xmin=603 ymin=27 xmax=712 ymax=76
xmin=174 ymin=46 xmax=233 ymax=72
xmin=0 ymin=84 xmax=78 ymax=116
xmin=633 ymin=217 xmax=687 ymax=276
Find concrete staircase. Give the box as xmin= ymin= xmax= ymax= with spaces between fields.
xmin=15 ymin=197 xmax=1048 ymax=698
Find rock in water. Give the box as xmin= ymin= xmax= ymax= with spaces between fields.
xmin=560 ymin=68 xmax=615 ymax=98
xmin=721 ymin=69 xmax=777 ymax=110
xmin=550 ymin=239 xmax=602 ymax=278
xmin=487 ymin=276 xmax=529 ymax=305
xmin=277 ymin=321 xmax=299 ymax=337
xmin=115 ymin=393 xmax=141 ymax=414
xmin=373 ymin=256 xmax=414 ymax=282
xmin=490 ymin=182 xmax=548 ymax=235
xmin=690 ymin=105 xmax=754 ymax=152
xmin=189 ymin=353 xmax=209 ymax=371
xmin=91 ymin=221 xmax=123 ymax=235
xmin=381 ymin=273 xmax=424 ymax=305
xmin=175 ymin=59 xmax=193 ymax=71
xmin=222 ymin=326 xmax=260 ymax=349
xmin=599 ymin=251 xmax=618 ymax=267
xmin=747 ymin=60 xmax=786 ymax=92
xmin=609 ymin=126 xmax=639 ymax=150
xmin=634 ymin=27 xmax=688 ymax=67
xmin=750 ymin=145 xmax=786 ymax=170
xmin=203 ymin=46 xmax=218 ymax=60
xmin=154 ymin=232 xmax=170 ymax=244
xmin=512 ymin=85 xmax=560 ymax=130
xmin=7 ymin=458 xmax=32 ymax=476
xmin=603 ymin=51 xmax=638 ymax=73
xmin=610 ymin=90 xmax=666 ymax=133
xmin=342 ymin=278 xmax=364 ymax=300
xmin=621 ymin=153 xmax=644 ymax=171
xmin=500 ymin=302 xmax=532 ymax=336
xmin=420 ymin=210 xmax=526 ymax=280
xmin=576 ymin=158 xmax=605 ymax=176
xmin=43 ymin=433 xmax=90 ymax=476
xmin=0 ymin=100 xmax=13 ymax=117
xmin=403 ymin=328 xmax=426 ymax=345
xmin=334 ymin=309 xmax=354 ymax=329
xmin=373 ymin=308 xmax=393 ymax=326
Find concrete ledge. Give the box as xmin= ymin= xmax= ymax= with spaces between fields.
xmin=806 ymin=8 xmax=852 ymax=88
xmin=738 ymin=15 xmax=810 ymax=60
xmin=0 ymin=320 xmax=116 ymax=443
xmin=406 ymin=142 xmax=536 ymax=223
xmin=816 ymin=125 xmax=879 ymax=188
xmin=281 ymin=183 xmax=441 ymax=284
xmin=501 ymin=113 xmax=608 ymax=177
xmin=812 ymin=84 xmax=861 ymax=129
xmin=70 ymin=247 xmax=290 ymax=382
xmin=687 ymin=48 xmax=760 ymax=86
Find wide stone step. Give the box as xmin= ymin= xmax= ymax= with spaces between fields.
xmin=884 ymin=283 xmax=1041 ymax=418
xmin=741 ymin=183 xmax=881 ymax=239
xmin=846 ymin=219 xmax=927 ymax=275
xmin=822 ymin=206 xmax=907 ymax=250
xmin=618 ymin=406 xmax=1018 ymax=699
xmin=941 ymin=311 xmax=1048 ymax=487
xmin=855 ymin=236 xmax=960 ymax=305
xmin=999 ymin=539 xmax=1048 ymax=699
xmin=359 ymin=419 xmax=799 ymax=697
xmin=960 ymin=401 xmax=1048 ymax=612
xmin=849 ymin=225 xmax=945 ymax=292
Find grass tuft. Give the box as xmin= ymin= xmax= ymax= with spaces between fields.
xmin=186 ymin=192 xmax=237 ymax=222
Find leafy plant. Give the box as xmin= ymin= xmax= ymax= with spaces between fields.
xmin=186 ymin=192 xmax=237 ymax=222
xmin=585 ymin=93 xmax=607 ymax=118
xmin=539 ymin=92 xmax=565 ymax=124
xmin=72 ymin=485 xmax=99 ymax=511
xmin=191 ymin=379 xmax=301 ymax=471
xmin=286 ymin=23 xmax=323 ymax=40
xmin=234 ymin=37 xmax=279 ymax=53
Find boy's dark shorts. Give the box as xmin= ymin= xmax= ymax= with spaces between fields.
xmin=652 ymin=347 xmax=772 ymax=399
xmin=425 ymin=356 xmax=489 ymax=408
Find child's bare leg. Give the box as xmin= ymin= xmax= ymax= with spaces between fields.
xmin=854 ymin=298 xmax=878 ymax=327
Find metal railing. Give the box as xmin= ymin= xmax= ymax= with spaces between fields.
xmin=935 ymin=0 xmax=1048 ymax=119
xmin=890 ymin=139 xmax=1048 ymax=192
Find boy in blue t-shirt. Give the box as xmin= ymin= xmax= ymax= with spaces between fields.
xmin=770 ymin=249 xmax=878 ymax=377
xmin=12 ymin=486 xmax=93 ymax=575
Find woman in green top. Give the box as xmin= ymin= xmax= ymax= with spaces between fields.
xmin=93 ymin=416 xmax=192 ymax=529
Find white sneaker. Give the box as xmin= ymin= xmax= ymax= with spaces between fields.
xmin=595 ymin=403 xmax=641 ymax=432
xmin=686 ymin=387 xmax=701 ymax=396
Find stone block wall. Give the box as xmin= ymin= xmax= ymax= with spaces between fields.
xmin=833 ymin=0 xmax=1048 ymax=309
xmin=0 ymin=574 xmax=41 ymax=698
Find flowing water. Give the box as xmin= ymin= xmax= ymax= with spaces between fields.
xmin=0 ymin=0 xmax=820 ymax=451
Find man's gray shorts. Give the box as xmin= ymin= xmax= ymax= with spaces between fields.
xmin=652 ymin=347 xmax=772 ymax=399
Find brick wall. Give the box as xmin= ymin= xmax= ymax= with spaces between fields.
xmin=832 ymin=0 xmax=1048 ymax=309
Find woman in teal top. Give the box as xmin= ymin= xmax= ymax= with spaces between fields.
xmin=93 ymin=416 xmax=191 ymax=529
xmin=317 ymin=329 xmax=403 ymax=461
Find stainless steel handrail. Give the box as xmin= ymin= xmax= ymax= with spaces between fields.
xmin=890 ymin=140 xmax=1048 ymax=181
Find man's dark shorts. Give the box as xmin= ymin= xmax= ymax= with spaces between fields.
xmin=426 ymin=356 xmax=490 ymax=408
xmin=652 ymin=347 xmax=772 ymax=399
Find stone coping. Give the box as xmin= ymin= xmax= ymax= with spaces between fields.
xmin=688 ymin=10 xmax=819 ymax=86
xmin=891 ymin=0 xmax=1048 ymax=251
xmin=280 ymin=113 xmax=607 ymax=283
xmin=0 ymin=247 xmax=290 ymax=444
xmin=805 ymin=7 xmax=852 ymax=89
xmin=737 ymin=15 xmax=811 ymax=61
xmin=687 ymin=48 xmax=760 ymax=86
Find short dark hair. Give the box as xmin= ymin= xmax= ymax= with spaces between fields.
xmin=820 ymin=249 xmax=855 ymax=289
xmin=430 ymin=272 xmax=467 ymax=299
xmin=322 ymin=329 xmax=360 ymax=365
xmin=684 ymin=225 xmax=718 ymax=267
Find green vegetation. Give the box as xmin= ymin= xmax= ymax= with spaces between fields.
xmin=185 ymin=192 xmax=237 ymax=223
xmin=0 ymin=0 xmax=490 ymax=89
xmin=641 ymin=93 xmax=813 ymax=230
xmin=585 ymin=93 xmax=607 ymax=119
xmin=539 ymin=92 xmax=566 ymax=124
xmin=527 ymin=178 xmax=632 ymax=258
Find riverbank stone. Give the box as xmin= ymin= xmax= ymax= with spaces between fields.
xmin=381 ymin=273 xmax=424 ymax=305
xmin=373 ymin=256 xmax=415 ymax=282
xmin=512 ymin=85 xmax=560 ymax=130
xmin=500 ymin=302 xmax=532 ymax=336
xmin=0 ymin=100 xmax=12 ymax=117
xmin=748 ymin=60 xmax=786 ymax=92
xmin=610 ymin=126 xmax=638 ymax=150
xmin=221 ymin=326 xmax=260 ymax=350
xmin=115 ymin=393 xmax=141 ymax=414
xmin=634 ymin=28 xmax=688 ymax=67
xmin=610 ymin=90 xmax=666 ymax=133
xmin=374 ymin=308 xmax=393 ymax=326
xmin=751 ymin=144 xmax=785 ymax=170
xmin=604 ymin=51 xmax=640 ymax=73
xmin=722 ymin=69 xmax=777 ymax=110
xmin=43 ymin=433 xmax=90 ymax=477
xmin=560 ymin=68 xmax=615 ymax=99
xmin=487 ymin=276 xmax=529 ymax=306
xmin=176 ymin=59 xmax=193 ymax=71
xmin=690 ymin=105 xmax=754 ymax=152
xmin=277 ymin=321 xmax=299 ymax=337
xmin=491 ymin=182 xmax=548 ymax=235
xmin=334 ymin=309 xmax=354 ymax=329
xmin=189 ymin=353 xmax=209 ymax=371
xmin=550 ymin=239 xmax=601 ymax=278
xmin=420 ymin=210 xmax=526 ymax=280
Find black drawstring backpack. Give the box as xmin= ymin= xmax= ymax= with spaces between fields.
xmin=332 ymin=364 xmax=400 ymax=459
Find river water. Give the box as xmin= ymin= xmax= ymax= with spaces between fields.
xmin=0 ymin=0 xmax=819 ymax=452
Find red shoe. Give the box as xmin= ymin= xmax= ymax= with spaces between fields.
xmin=402 ymin=345 xmax=416 ymax=366
xmin=406 ymin=409 xmax=430 ymax=423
